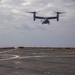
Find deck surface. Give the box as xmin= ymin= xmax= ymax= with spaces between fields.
xmin=0 ymin=48 xmax=75 ymax=75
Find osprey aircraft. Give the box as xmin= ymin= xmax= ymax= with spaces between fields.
xmin=27 ymin=11 xmax=64 ymax=24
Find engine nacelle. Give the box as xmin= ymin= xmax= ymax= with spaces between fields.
xmin=33 ymin=12 xmax=36 ymax=21
xmin=57 ymin=13 xmax=59 ymax=21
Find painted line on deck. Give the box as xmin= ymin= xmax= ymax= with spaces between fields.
xmin=16 ymin=55 xmax=75 ymax=59
xmin=18 ymin=56 xmax=46 ymax=59
xmin=0 ymin=54 xmax=75 ymax=61
xmin=0 ymin=54 xmax=19 ymax=61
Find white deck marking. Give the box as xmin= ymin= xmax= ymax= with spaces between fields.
xmin=0 ymin=54 xmax=75 ymax=61
xmin=18 ymin=56 xmax=46 ymax=59
xmin=0 ymin=54 xmax=19 ymax=60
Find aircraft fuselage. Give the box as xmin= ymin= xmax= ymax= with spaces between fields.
xmin=42 ymin=19 xmax=50 ymax=24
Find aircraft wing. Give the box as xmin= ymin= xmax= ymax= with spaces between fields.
xmin=47 ymin=17 xmax=57 ymax=19
xmin=35 ymin=16 xmax=57 ymax=19
xmin=35 ymin=16 xmax=45 ymax=19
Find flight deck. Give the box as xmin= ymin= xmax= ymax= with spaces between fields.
xmin=0 ymin=47 xmax=75 ymax=75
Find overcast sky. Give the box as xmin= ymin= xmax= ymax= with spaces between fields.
xmin=0 ymin=0 xmax=75 ymax=47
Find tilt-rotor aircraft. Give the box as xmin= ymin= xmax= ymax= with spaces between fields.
xmin=27 ymin=11 xmax=64 ymax=24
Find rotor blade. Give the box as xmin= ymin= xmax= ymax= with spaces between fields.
xmin=58 ymin=12 xmax=65 ymax=14
xmin=26 ymin=11 xmax=35 ymax=13
xmin=26 ymin=10 xmax=41 ymax=14
xmin=26 ymin=11 xmax=39 ymax=14
xmin=53 ymin=11 xmax=66 ymax=14
xmin=36 ymin=10 xmax=41 ymax=13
